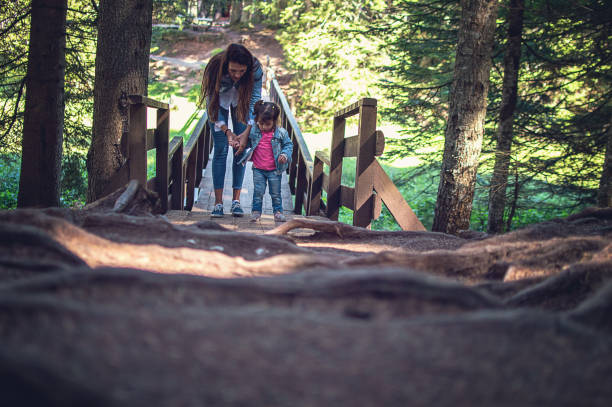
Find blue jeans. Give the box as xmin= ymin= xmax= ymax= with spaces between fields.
xmin=211 ymin=107 xmax=247 ymax=190
xmin=252 ymin=168 xmax=282 ymax=213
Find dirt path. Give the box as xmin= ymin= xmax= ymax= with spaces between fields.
xmin=150 ymin=24 xmax=291 ymax=93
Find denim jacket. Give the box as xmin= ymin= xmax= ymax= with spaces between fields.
xmin=211 ymin=57 xmax=263 ymax=129
xmin=248 ymin=126 xmax=293 ymax=174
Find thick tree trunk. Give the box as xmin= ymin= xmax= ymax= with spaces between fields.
xmin=18 ymin=0 xmax=67 ymax=208
xmin=432 ymin=0 xmax=499 ymax=235
xmin=487 ymin=0 xmax=525 ymax=233
xmin=597 ymin=116 xmax=612 ymax=207
xmin=86 ymin=0 xmax=153 ymax=203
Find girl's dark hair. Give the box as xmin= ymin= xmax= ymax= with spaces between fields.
xmin=200 ymin=43 xmax=255 ymax=122
xmin=253 ymin=100 xmax=280 ymax=126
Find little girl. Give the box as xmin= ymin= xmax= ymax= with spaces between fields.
xmin=247 ymin=100 xmax=293 ymax=222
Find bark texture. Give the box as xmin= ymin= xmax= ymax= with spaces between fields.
xmin=487 ymin=0 xmax=525 ymax=233
xmin=18 ymin=0 xmax=67 ymax=208
xmin=597 ymin=115 xmax=612 ymax=207
xmin=433 ymin=0 xmax=499 ymax=234
xmin=86 ymin=0 xmax=153 ymax=203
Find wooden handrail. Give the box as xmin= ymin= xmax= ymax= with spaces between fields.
xmin=117 ymin=95 xmax=211 ymax=213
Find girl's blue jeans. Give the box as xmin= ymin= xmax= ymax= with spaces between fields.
xmin=211 ymin=106 xmax=247 ymax=190
xmin=252 ymin=168 xmax=282 ymax=213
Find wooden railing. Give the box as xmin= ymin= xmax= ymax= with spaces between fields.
xmin=121 ymin=95 xmax=212 ymax=213
xmin=269 ymin=79 xmax=425 ymax=231
xmin=122 ymin=80 xmax=423 ymax=230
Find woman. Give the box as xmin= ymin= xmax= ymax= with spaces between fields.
xmin=200 ymin=43 xmax=263 ymax=218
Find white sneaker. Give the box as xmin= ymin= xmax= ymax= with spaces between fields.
xmin=274 ymin=212 xmax=286 ymax=222
xmin=250 ymin=211 xmax=261 ymax=222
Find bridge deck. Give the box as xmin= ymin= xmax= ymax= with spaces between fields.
xmin=166 ymin=148 xmax=295 ymax=234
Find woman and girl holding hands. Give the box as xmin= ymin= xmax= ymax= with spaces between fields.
xmin=200 ymin=43 xmax=292 ymax=222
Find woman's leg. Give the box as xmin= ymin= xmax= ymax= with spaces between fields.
xmin=230 ymin=109 xmax=248 ymax=198
xmin=212 ymin=108 xmax=229 ymax=204
xmin=268 ymin=172 xmax=283 ymax=213
xmin=251 ymin=168 xmax=267 ymax=213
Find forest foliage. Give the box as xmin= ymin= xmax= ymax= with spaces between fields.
xmin=1 ymin=0 xmax=610 ymax=231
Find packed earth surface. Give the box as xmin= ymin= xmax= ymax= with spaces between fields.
xmin=2 ymin=26 xmax=612 ymax=407
xmin=2 ymin=181 xmax=612 ymax=406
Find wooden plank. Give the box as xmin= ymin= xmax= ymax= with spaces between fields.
xmin=340 ymin=185 xmax=354 ymax=210
xmin=327 ymin=116 xmax=345 ymax=220
xmin=156 ymin=108 xmax=169 ymax=213
xmin=372 ymin=159 xmax=426 ymax=231
xmin=128 ymin=94 xmax=169 ymax=110
xmin=184 ymin=145 xmax=197 ymax=211
xmin=343 ymin=130 xmax=385 ymax=157
xmin=353 ymin=98 xmax=377 ymax=229
xmin=146 ymin=129 xmax=156 ymax=151
xmin=288 ymin=129 xmax=297 ymax=195
xmin=334 ymin=98 xmax=377 ymax=120
xmin=315 ymin=150 xmax=330 ymax=166
xmin=169 ymin=137 xmax=184 ymax=210
xmin=128 ymin=102 xmax=147 ymax=186
xmin=294 ymin=152 xmax=306 ymax=215
xmin=307 ymin=155 xmax=324 ymax=216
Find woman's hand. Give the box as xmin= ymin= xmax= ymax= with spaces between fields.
xmin=234 ymin=131 xmax=248 ymax=155
xmin=278 ymin=154 xmax=288 ymax=164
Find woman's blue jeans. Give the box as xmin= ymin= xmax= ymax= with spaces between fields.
xmin=252 ymin=168 xmax=283 ymax=213
xmin=211 ymin=106 xmax=247 ymax=190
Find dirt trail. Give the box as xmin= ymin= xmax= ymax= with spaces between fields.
xmin=150 ymin=24 xmax=291 ymax=92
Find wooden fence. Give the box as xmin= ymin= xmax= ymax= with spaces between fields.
xmin=120 ymin=95 xmax=212 ymax=212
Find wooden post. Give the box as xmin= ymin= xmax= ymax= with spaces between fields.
xmin=288 ymin=127 xmax=297 ymax=195
xmin=308 ymin=155 xmax=324 ymax=216
xmin=196 ymin=123 xmax=205 ymax=186
xmin=170 ymin=141 xmax=183 ymax=210
xmin=156 ymin=107 xmax=169 ymax=213
xmin=185 ymin=142 xmax=197 ymax=210
xmin=294 ymin=152 xmax=306 ymax=214
xmin=203 ymin=121 xmax=211 ymax=169
xmin=128 ymin=102 xmax=147 ymax=186
xmin=327 ymin=116 xmax=345 ymax=220
xmin=353 ymin=98 xmax=377 ymax=228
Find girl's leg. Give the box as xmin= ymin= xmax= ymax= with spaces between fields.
xmin=211 ymin=108 xmax=229 ymax=204
xmin=230 ymin=110 xmax=248 ymax=195
xmin=268 ymin=172 xmax=283 ymax=213
xmin=251 ymin=168 xmax=267 ymax=213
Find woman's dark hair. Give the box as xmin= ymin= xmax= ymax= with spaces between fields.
xmin=199 ymin=43 xmax=255 ymax=122
xmin=253 ymin=100 xmax=280 ymax=126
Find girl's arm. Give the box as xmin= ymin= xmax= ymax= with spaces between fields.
xmin=279 ymin=128 xmax=293 ymax=163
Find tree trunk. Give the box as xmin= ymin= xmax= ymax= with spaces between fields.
xmin=487 ymin=0 xmax=525 ymax=233
xmin=18 ymin=0 xmax=68 ymax=208
xmin=597 ymin=115 xmax=612 ymax=207
xmin=230 ymin=1 xmax=242 ymax=24
xmin=432 ymin=0 xmax=499 ymax=235
xmin=86 ymin=0 xmax=153 ymax=203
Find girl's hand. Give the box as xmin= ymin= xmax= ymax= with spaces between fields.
xmin=278 ymin=154 xmax=288 ymax=164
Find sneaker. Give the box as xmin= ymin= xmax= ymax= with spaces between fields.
xmin=231 ymin=200 xmax=244 ymax=217
xmin=211 ymin=203 xmax=224 ymax=218
xmin=250 ymin=211 xmax=261 ymax=222
xmin=274 ymin=211 xmax=286 ymax=222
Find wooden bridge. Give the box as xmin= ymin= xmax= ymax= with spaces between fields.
xmin=119 ymin=74 xmax=425 ymax=233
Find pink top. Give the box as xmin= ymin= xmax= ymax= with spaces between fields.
xmin=252 ymin=130 xmax=276 ymax=171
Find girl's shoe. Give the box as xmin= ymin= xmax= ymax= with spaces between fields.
xmin=274 ymin=211 xmax=286 ymax=222
xmin=250 ymin=211 xmax=261 ymax=222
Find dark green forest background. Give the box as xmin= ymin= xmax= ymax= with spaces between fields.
xmin=1 ymin=0 xmax=610 ymax=232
